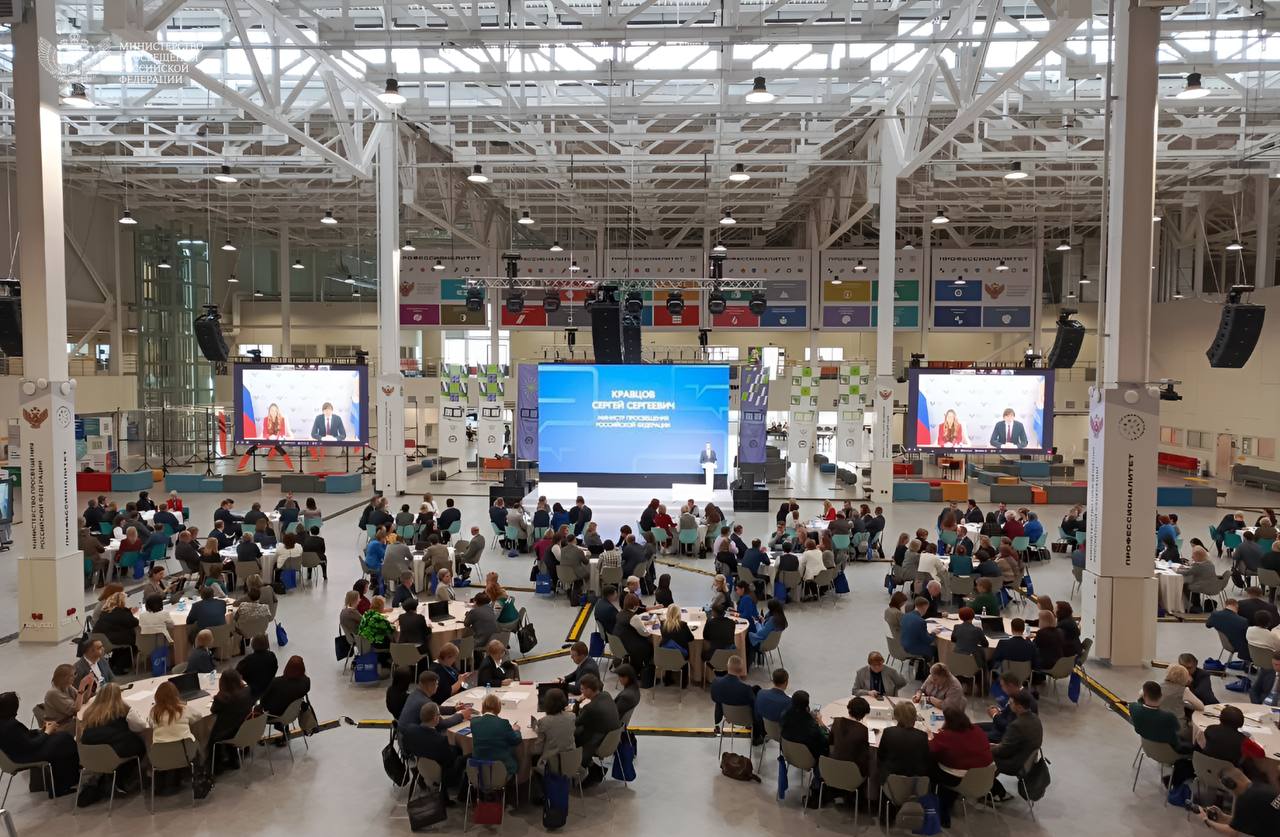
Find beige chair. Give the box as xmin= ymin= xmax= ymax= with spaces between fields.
xmin=1001 ymin=659 xmax=1033 ymax=688
xmin=1258 ymin=567 xmax=1280 ymax=598
xmin=134 ymin=629 xmax=171 ymax=674
xmin=463 ymin=759 xmax=509 ymax=828
xmin=1192 ymin=751 xmax=1236 ymax=803
xmin=233 ymin=560 xmax=260 ymax=590
xmin=455 ymin=633 xmax=475 ymax=672
xmin=879 ymin=774 xmax=929 ymax=830
xmin=538 ymin=749 xmax=586 ymax=799
xmin=147 ymin=739 xmax=198 ymax=812
xmin=948 ymin=651 xmax=985 ymax=698
xmin=1070 ymin=564 xmax=1084 ymax=597
xmin=704 ymin=648 xmax=735 ymax=686
xmin=780 ymin=739 xmax=817 ymax=812
xmin=208 ymin=622 xmax=236 ymax=661
xmin=298 ymin=551 xmax=323 ymax=586
xmin=777 ymin=569 xmax=802 ymax=601
xmin=599 ymin=565 xmax=623 ymax=589
xmin=390 ymin=642 xmax=428 ymax=670
xmin=74 ymin=742 xmax=143 ymax=816
xmin=1248 ymin=643 xmax=1276 ymax=672
xmin=1132 ymin=737 xmax=1183 ymax=792
xmin=407 ymin=756 xmax=443 ymax=804
xmin=1036 ymin=656 xmax=1077 ymax=703
xmin=606 ymin=633 xmax=630 ymax=673
xmin=0 ymin=749 xmax=53 ymax=809
xmin=719 ymin=702 xmax=755 ymax=757
xmin=213 ymin=712 xmax=273 ymax=784
xmin=264 ymin=697 xmax=308 ymax=761
xmin=949 ymin=574 xmax=975 ymax=599
xmin=652 ymin=646 xmax=689 ymax=689
xmin=758 ymin=717 xmax=783 ymax=771
xmin=590 ymin=728 xmax=626 ymax=788
xmin=234 ymin=614 xmax=271 ymax=647
xmin=885 ymin=634 xmax=923 ymax=673
xmin=756 ymin=630 xmax=784 ymax=669
xmin=952 ymin=762 xmax=1000 ymax=828
xmin=816 ymin=755 xmax=864 ymax=828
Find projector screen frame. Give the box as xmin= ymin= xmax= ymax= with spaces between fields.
xmin=905 ymin=366 xmax=1055 ymax=455
xmin=233 ymin=362 xmax=370 ymax=448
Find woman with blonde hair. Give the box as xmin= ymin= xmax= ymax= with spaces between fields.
xmin=435 ymin=567 xmax=457 ymax=602
xmin=43 ymin=664 xmax=90 ymax=734
xmin=658 ymin=603 xmax=695 ymax=687
xmin=707 ymin=573 xmax=730 ymax=612
xmin=1160 ymin=662 xmax=1205 ymax=718
xmin=92 ymin=582 xmax=126 ymax=621
xmin=80 ymin=683 xmax=146 ymax=761
xmin=148 ymin=680 xmax=199 ymax=793
xmin=95 ymin=591 xmax=140 ymax=674
xmin=935 ymin=408 xmax=968 ymax=447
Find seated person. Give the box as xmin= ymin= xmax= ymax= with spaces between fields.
xmin=558 ymin=641 xmax=600 ymax=696
xmin=475 ymin=639 xmax=519 ymax=687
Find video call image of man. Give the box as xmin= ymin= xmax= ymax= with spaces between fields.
xmin=988 ymin=407 xmax=1029 ymax=449
xmin=310 ymin=402 xmax=348 ymax=442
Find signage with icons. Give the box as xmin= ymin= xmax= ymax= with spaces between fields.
xmin=714 ymin=249 xmax=810 ymax=329
xmin=499 ymin=251 xmax=599 ymax=328
xmin=931 ymin=249 xmax=1035 ymax=330
xmin=818 ymin=250 xmax=923 ymax=330
xmin=399 ymin=250 xmax=495 ymax=327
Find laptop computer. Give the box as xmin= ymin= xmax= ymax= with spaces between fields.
xmin=427 ymin=600 xmax=452 ymax=623
xmin=981 ymin=616 xmax=1009 ymax=638
xmin=167 ymin=671 xmax=208 ymax=701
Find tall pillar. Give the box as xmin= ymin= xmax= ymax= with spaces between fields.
xmin=279 ymin=221 xmax=291 ymax=355
xmin=1083 ymin=0 xmax=1160 ymax=667
xmin=109 ymin=221 xmax=123 ymax=374
xmin=374 ymin=123 xmax=407 ymax=495
xmin=870 ymin=125 xmax=899 ymax=505
xmin=1255 ymin=175 xmax=1274 ymax=290
xmin=14 ymin=4 xmax=82 ymax=642
xmin=1192 ymin=196 xmax=1205 ymax=295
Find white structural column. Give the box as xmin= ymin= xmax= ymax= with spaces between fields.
xmin=279 ymin=222 xmax=291 ymax=355
xmin=14 ymin=5 xmax=82 ymax=642
xmin=1256 ymin=175 xmax=1274 ymax=289
xmin=870 ymin=123 xmax=901 ymax=504
xmin=374 ymin=122 xmax=407 ymax=495
xmin=1083 ymin=1 xmax=1160 ymax=667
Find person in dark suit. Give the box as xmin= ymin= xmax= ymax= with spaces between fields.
xmin=214 ymin=498 xmax=243 ymax=538
xmin=259 ymin=655 xmax=312 ymax=741
xmin=980 ymin=670 xmax=1039 ymax=742
xmin=989 ymin=691 xmax=1043 ymax=801
xmin=573 ymin=674 xmax=620 ymax=781
xmin=878 ymin=700 xmax=933 ymax=779
xmin=302 ymin=526 xmax=327 ymax=581
xmin=990 ymin=618 xmax=1038 ymax=671
xmin=964 ymin=500 xmax=985 ymax=526
xmin=559 ymin=641 xmax=600 ymax=695
xmin=309 ymin=402 xmax=347 ymax=441
xmin=400 ymin=700 xmax=466 ymax=802
xmin=709 ymin=655 xmax=757 ymax=726
xmin=620 ymin=536 xmax=647 ymax=578
xmin=830 ymin=696 xmax=872 ymax=782
xmin=594 ymin=586 xmax=620 ymax=637
xmin=1250 ymin=656 xmax=1280 ymax=705
xmin=571 ymin=496 xmax=592 ymax=537
xmin=1215 ymin=511 xmax=1244 ymax=556
xmin=235 ymin=634 xmax=279 ymax=699
xmin=475 ymin=639 xmax=519 ymax=687
xmin=701 ymin=601 xmax=738 ymax=666
xmin=396 ymin=598 xmax=431 ymax=652
xmin=207 ymin=670 xmax=255 ymax=770
xmin=988 ymin=408 xmax=1029 ymax=448
xmin=0 ymin=691 xmax=79 ymax=796
xmin=436 ymin=499 xmax=461 ymax=538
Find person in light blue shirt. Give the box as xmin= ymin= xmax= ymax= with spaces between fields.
xmin=747 ymin=599 xmax=788 ymax=670
xmin=1023 ymin=513 xmax=1044 ymax=546
xmin=734 ymin=579 xmax=759 ymax=623
xmin=365 ymin=528 xmax=387 ymax=585
xmin=755 ymin=668 xmax=792 ymax=723
xmin=899 ymin=597 xmax=937 ymax=663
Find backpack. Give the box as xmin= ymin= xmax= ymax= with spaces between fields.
xmin=542 ymin=771 xmax=570 ymax=830
xmin=1019 ymin=755 xmax=1052 ymax=801
xmin=719 ymin=752 xmax=761 ymax=783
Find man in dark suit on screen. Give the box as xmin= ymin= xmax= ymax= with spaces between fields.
xmin=988 ymin=407 xmax=1028 ymax=449
xmin=309 ymin=402 xmax=347 ymax=442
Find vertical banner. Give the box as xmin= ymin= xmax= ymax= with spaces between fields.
xmin=375 ymin=373 xmax=406 ymax=493
xmin=870 ymin=376 xmax=897 ymax=503
xmin=516 ymin=364 xmax=538 ymax=462
xmin=787 ymin=365 xmax=819 ymax=464
xmin=834 ymin=362 xmax=871 ymax=465
xmin=438 ymin=364 xmax=468 ymax=465
xmin=738 ymin=363 xmax=770 ymax=465
xmin=1085 ymin=385 xmax=1159 ymax=579
xmin=475 ymin=364 xmax=507 ymax=459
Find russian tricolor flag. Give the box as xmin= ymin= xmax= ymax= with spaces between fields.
xmin=241 ymin=385 xmax=257 ymax=438
xmin=915 ymin=393 xmax=931 ymax=446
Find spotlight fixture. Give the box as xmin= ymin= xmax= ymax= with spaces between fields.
xmin=995 ymin=259 xmax=1010 ymax=272
xmin=157 ymin=256 xmax=171 ymax=269
xmin=720 ymin=210 xmax=736 ymax=225
xmin=903 ymin=242 xmax=916 ymax=250
xmin=506 ymin=290 xmax=525 ymax=315
xmin=1078 ymin=277 xmax=1091 ymax=285
xmin=518 ymin=210 xmax=535 ymax=226
xmin=565 ymin=328 xmax=577 ymax=347
xmin=465 ymin=285 xmax=485 ymax=312
xmin=728 ymin=163 xmax=751 ymax=182
xmin=401 ymin=240 xmax=416 ymax=251
xmin=213 ymin=164 xmax=238 ymax=184
xmin=666 ymin=290 xmax=685 ymax=316
xmin=378 ymin=78 xmax=406 ymax=106
xmin=931 ymin=208 xmax=950 ymax=225
xmin=745 ymin=76 xmax=775 ymax=104
xmin=432 ymin=258 xmax=446 ymax=271
xmin=707 ymin=288 xmax=727 ymax=315
xmin=1159 ymin=382 xmax=1183 ymax=401
xmin=748 ymin=291 xmax=767 ymax=316
xmin=1177 ymin=71 xmax=1210 ymax=100
xmin=292 ymin=258 xmax=304 ymax=270
xmin=543 ymin=291 xmax=561 ymax=313
xmin=1056 ymin=240 xmax=1072 ymax=251
xmin=568 ymin=260 xmax=581 ymax=272
xmin=226 ymin=273 xmax=239 ymax=284
xmin=909 ymin=353 xmax=925 ymax=368
xmin=1023 ymin=349 xmax=1041 ymax=369
xmin=712 ymin=242 xmax=728 ymax=255
xmin=320 ymin=208 xmax=338 ymax=225
xmin=853 ymin=259 xmax=868 ymax=273
xmin=1004 ymin=162 xmax=1029 ymax=181
xmin=118 ymin=209 xmax=138 ymax=225
xmin=61 ymin=82 xmax=94 ymax=108
xmin=1226 ymin=240 xmax=1244 ymax=251
xmin=830 ymin=277 xmax=843 ymax=285
xmin=624 ymin=290 xmax=644 ymax=316
xmin=466 ymin=164 xmax=489 ymax=183
xmin=221 ymin=238 xmax=236 ymax=251
xmin=549 ymin=241 xmax=563 ymax=252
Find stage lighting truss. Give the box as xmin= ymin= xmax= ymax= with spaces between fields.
xmin=453 ymin=276 xmax=765 ymax=293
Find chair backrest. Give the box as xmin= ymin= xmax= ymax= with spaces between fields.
xmin=949 ymin=575 xmax=975 ymax=597
xmin=299 ymin=551 xmax=322 ymax=569
xmin=542 ymin=748 xmax=584 ymax=777
xmin=761 ymin=717 xmax=783 ymax=744
xmin=1011 ymin=536 xmax=1030 ymax=552
xmin=948 ymin=652 xmax=982 ymax=680
xmin=652 ymin=646 xmax=686 ymax=673
xmin=0 ymin=748 xmax=44 ymax=772
xmin=449 ymin=521 xmax=462 ymax=534
xmin=1192 ymin=751 xmax=1236 ymax=793
xmin=953 ymin=762 xmax=998 ymax=799
xmin=415 ymin=757 xmax=444 ymax=787
xmin=678 ymin=529 xmax=698 ymax=544
xmin=466 ymin=758 xmax=509 ymax=790
xmin=606 ymin=633 xmax=628 ymax=660
xmin=592 ymin=727 xmax=624 ymax=760
xmin=1248 ymin=643 xmax=1276 ymax=670
xmin=1044 ymin=656 xmax=1075 ymax=679
xmin=722 ymin=703 xmax=755 ymax=729
xmin=780 ymin=738 xmax=816 ymax=771
xmin=77 ymin=742 xmax=127 ymax=773
xmin=390 ymin=643 xmax=427 ymax=668
xmin=818 ymin=756 xmax=865 ymax=793
xmin=1077 ymin=637 xmax=1093 ymax=666
xmin=832 ymin=534 xmax=851 ymax=549
xmin=756 ymin=630 xmax=782 ymax=654
xmin=236 ymin=615 xmax=271 ymax=641
xmin=707 ymin=648 xmax=735 ymax=673
xmin=228 ymin=711 xmax=269 ymax=748
xmin=600 ymin=566 xmax=623 ymax=586
xmin=1224 ymin=532 xmax=1243 ymax=548
xmin=883 ymin=774 xmax=929 ymax=806
xmin=886 ymin=634 xmax=910 ymax=661
xmin=209 ymin=623 xmax=235 ymax=658
xmin=148 ymin=739 xmax=195 ymax=771
xmin=455 ymin=634 xmax=475 ymax=664
xmin=1140 ymin=737 xmax=1183 ymax=766
xmin=1259 ymin=568 xmax=1280 ymax=589
xmin=234 ymin=559 xmax=259 ymax=579
xmin=269 ymin=697 xmax=305 ymax=725
xmin=1002 ymin=660 xmax=1033 ymax=686
xmin=939 ymin=531 xmax=958 ymax=546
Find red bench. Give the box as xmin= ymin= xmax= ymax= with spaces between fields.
xmin=1158 ymin=452 xmax=1199 ymax=474
xmin=76 ymin=472 xmax=112 ymax=493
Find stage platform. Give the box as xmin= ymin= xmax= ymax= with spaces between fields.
xmin=522 ymin=482 xmax=735 ymax=540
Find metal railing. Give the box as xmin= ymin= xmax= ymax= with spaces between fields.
xmin=0 ymin=355 xmax=139 ymax=376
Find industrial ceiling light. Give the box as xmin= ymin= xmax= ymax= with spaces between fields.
xmin=1078 ymin=277 xmax=1092 ymax=284
xmin=747 ymin=291 xmax=767 ymax=316
xmin=518 ymin=210 xmax=535 ymax=225
xmin=433 ymin=258 xmax=445 ymax=270
xmin=1056 ymin=240 xmax=1072 ymax=251
xmin=995 ymin=259 xmax=1010 ymax=272
xmin=320 ymin=208 xmax=338 ymax=225
xmin=213 ymin=164 xmax=238 ymax=184
xmin=1226 ymin=240 xmax=1244 ymax=251
xmin=666 ymin=290 xmax=684 ymax=316
xmin=707 ymin=288 xmax=727 ymax=315
xmin=157 ymin=256 xmax=172 ymax=269
xmin=342 ymin=275 xmax=356 ymax=283
xmin=728 ymin=163 xmax=751 ymax=182
xmin=543 ymin=291 xmax=561 ymax=313
xmin=1177 ymin=72 xmax=1210 ymax=100
xmin=118 ymin=209 xmax=138 ymax=225
xmin=62 ymin=82 xmax=95 ymax=108
xmin=1173 ymin=293 xmax=1185 ymax=299
xmin=568 ymin=260 xmax=581 ymax=272
xmin=1004 ymin=162 xmax=1029 ymax=181
xmin=467 ymin=164 xmax=489 ymax=183
xmin=1152 ymin=212 xmax=1162 ymax=222
xmin=853 ymin=259 xmax=868 ymax=272
xmin=712 ymin=241 xmax=727 ymax=253
xmin=624 ymin=290 xmax=644 ymax=316
xmin=745 ymin=76 xmax=775 ymax=104
xmin=378 ymin=78 xmax=406 ymax=106
xmin=292 ymin=258 xmax=304 ymax=270
xmin=221 ymin=238 xmax=236 ymax=251
xmin=549 ymin=241 xmax=563 ymax=252
xmin=931 ymin=208 xmax=949 ymax=225
xmin=401 ymin=239 xmax=416 ymax=251
xmin=953 ymin=276 xmax=966 ymax=285
xmin=226 ymin=273 xmax=239 ymax=284
xmin=720 ymin=209 xmax=736 ymax=225
xmin=253 ymin=290 xmax=264 ymax=298
xmin=903 ymin=242 xmax=916 ymax=250
xmin=351 ymin=288 xmax=362 ymax=298
xmin=830 ymin=277 xmax=843 ymax=285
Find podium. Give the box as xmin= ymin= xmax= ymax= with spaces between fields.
xmin=702 ymin=462 xmax=716 ymax=490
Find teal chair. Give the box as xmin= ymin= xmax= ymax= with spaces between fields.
xmin=1259 ymin=538 xmax=1275 ymax=554
xmin=182 ymin=508 xmax=191 ymax=521
xmin=365 ymin=524 xmax=378 ymax=539
xmin=1223 ymin=532 xmax=1243 ymax=551
xmin=532 ymin=527 xmax=549 ymax=541
xmin=397 ymin=525 xmax=416 ymax=541
xmin=117 ymin=551 xmax=141 ymax=573
xmin=678 ymin=528 xmax=699 ymax=556
xmin=650 ymin=528 xmax=670 ymax=547
xmin=504 ymin=525 xmax=521 ymax=549
xmin=1034 ymin=532 xmax=1048 ymax=549
xmin=99 ymin=522 xmax=113 ymax=536
xmin=448 ymin=521 xmax=462 ymax=536
xmin=832 ymin=534 xmax=851 ymax=551
xmin=939 ymin=531 xmax=958 ymax=547
xmin=1012 ymin=536 xmax=1030 ymax=557
xmin=147 ymin=543 xmax=167 ymax=564
xmin=307 ymin=518 xmax=323 ymax=531
xmin=1208 ymin=525 xmax=1219 ymax=547
xmin=161 ymin=525 xmax=175 ymax=538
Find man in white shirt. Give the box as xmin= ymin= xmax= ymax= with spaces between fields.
xmin=800 ymin=538 xmax=826 ymax=581
xmin=1246 ymin=612 xmax=1280 ymax=654
xmin=712 ymin=526 xmax=737 ymax=559
xmin=73 ymin=639 xmax=114 ymax=690
xmin=918 ymin=549 xmax=949 ymax=582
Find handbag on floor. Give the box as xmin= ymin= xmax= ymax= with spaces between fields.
xmin=542 ymin=771 xmax=570 ymax=830
xmin=334 ymin=634 xmax=351 ymax=661
xmin=353 ymin=651 xmax=380 ymax=684
xmin=276 ymin=622 xmax=289 ymax=647
xmin=517 ymin=619 xmax=538 ymax=654
xmin=382 ymin=742 xmax=409 ymax=786
xmin=298 ymin=699 xmax=320 ymax=734
xmin=408 ymin=788 xmax=447 ymax=830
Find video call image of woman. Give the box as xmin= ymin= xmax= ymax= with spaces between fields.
xmin=934 ymin=409 xmax=970 ymax=447
xmin=261 ymin=403 xmax=290 ymax=440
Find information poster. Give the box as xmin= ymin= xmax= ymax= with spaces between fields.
xmin=437 ymin=363 xmax=469 ymax=465
xmin=715 ymin=249 xmax=810 ymax=329
xmin=834 ymin=361 xmax=871 ymax=464
xmin=516 ymin=364 xmax=538 ymax=462
xmin=738 ymin=362 xmax=770 ymax=465
xmin=500 ymin=251 xmax=599 ymax=328
xmin=603 ymin=249 xmax=703 ymax=328
xmin=399 ymin=249 xmax=494 ymax=327
xmin=475 ymin=364 xmax=506 ymax=459
xmin=931 ymin=248 xmax=1035 ymax=330
xmin=819 ymin=250 xmax=923 ymax=330
xmin=787 ymin=365 xmax=820 ymax=463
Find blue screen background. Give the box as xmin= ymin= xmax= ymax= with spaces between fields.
xmin=538 ymin=364 xmax=730 ymax=475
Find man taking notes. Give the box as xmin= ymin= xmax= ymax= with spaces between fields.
xmin=310 ymin=402 xmax=347 ymax=442
xmin=988 ymin=407 xmax=1029 ymax=449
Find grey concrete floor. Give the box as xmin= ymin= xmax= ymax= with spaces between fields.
xmin=0 ymin=460 xmax=1272 ymax=834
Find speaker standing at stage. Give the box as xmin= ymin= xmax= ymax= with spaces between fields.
xmin=700 ymin=442 xmax=717 ymax=490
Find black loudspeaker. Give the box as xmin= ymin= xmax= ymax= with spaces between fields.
xmin=193 ymin=309 xmax=230 ymax=362
xmin=621 ymin=312 xmax=642 ymax=364
xmin=1206 ymin=303 xmax=1265 ymax=368
xmin=590 ymin=303 xmax=622 ymax=364
xmin=1046 ymin=318 xmax=1086 ymax=369
xmin=0 ymin=298 xmax=20 ymax=357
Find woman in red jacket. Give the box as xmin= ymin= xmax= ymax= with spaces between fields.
xmin=928 ymin=707 xmax=993 ymax=828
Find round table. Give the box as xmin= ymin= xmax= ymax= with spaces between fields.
xmin=219 ymin=545 xmax=280 ymax=580
xmin=1191 ymin=703 xmax=1280 ymax=763
xmin=818 ymin=695 xmax=948 ymax=802
xmin=1155 ymin=561 xmax=1185 ymax=614
xmin=386 ymin=599 xmax=471 ymax=658
xmin=639 ymin=606 xmax=750 ymax=685
xmin=444 ymin=685 xmax=545 ymax=780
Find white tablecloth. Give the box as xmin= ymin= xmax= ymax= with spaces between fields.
xmin=1155 ymin=560 xmax=1185 ymax=613
xmin=219 ymin=545 xmax=280 ymax=579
